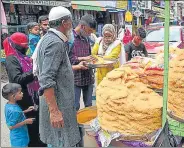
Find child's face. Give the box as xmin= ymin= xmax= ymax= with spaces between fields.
xmin=14 ymin=88 xmax=23 ymax=100
xmin=30 ymin=25 xmax=40 ymax=35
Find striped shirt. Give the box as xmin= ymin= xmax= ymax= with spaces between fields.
xmin=69 ymin=30 xmax=94 ymax=86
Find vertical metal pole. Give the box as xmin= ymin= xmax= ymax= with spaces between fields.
xmin=128 ymin=0 xmax=132 ymax=12
xmin=162 ymin=0 xmax=170 ymax=127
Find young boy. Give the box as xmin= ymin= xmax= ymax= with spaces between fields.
xmin=27 ymin=22 xmax=40 ymax=55
xmin=2 ymin=83 xmax=35 ymax=147
xmin=125 ymin=27 xmax=148 ymax=61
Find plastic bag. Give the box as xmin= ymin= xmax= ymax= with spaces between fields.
xmin=152 ymin=120 xmax=178 ymax=147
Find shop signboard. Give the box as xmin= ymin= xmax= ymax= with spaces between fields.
xmin=131 ymin=1 xmax=151 ymax=10
xmin=153 ymin=0 xmax=174 ymax=8
xmin=152 ymin=6 xmax=174 ymax=20
xmin=116 ymin=0 xmax=127 ymax=10
xmin=152 ymin=6 xmax=164 ymax=18
xmin=2 ymin=0 xmax=71 ymax=7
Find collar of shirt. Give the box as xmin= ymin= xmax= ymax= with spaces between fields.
xmin=73 ymin=30 xmax=88 ymax=42
xmin=49 ymin=28 xmax=68 ymax=42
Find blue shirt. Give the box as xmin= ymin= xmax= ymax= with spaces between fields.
xmin=68 ymin=31 xmax=74 ymax=50
xmin=5 ymin=103 xmax=29 ymax=147
xmin=28 ymin=34 xmax=40 ymax=55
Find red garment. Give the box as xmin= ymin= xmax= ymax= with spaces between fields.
xmin=122 ymin=29 xmax=133 ymax=45
xmin=3 ymin=32 xmax=39 ymax=93
xmin=3 ymin=37 xmax=16 ymax=57
xmin=3 ymin=32 xmax=28 ymax=57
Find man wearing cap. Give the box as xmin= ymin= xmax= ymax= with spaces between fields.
xmin=69 ymin=14 xmax=97 ymax=111
xmin=125 ymin=27 xmax=148 ymax=61
xmin=36 ymin=6 xmax=81 ymax=147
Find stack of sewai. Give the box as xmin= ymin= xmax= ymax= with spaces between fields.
xmin=168 ymin=53 xmax=184 ymax=119
xmin=141 ymin=67 xmax=164 ymax=90
xmin=96 ymin=67 xmax=163 ymax=136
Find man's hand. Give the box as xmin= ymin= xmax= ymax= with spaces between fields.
xmin=43 ymin=88 xmax=64 ymax=128
xmin=78 ymin=61 xmax=88 ymax=70
xmin=72 ymin=61 xmax=88 ymax=70
xmin=78 ymin=56 xmax=97 ymax=62
xmin=50 ymin=110 xmax=64 ymax=128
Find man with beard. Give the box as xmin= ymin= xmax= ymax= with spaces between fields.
xmin=125 ymin=27 xmax=148 ymax=61
xmin=69 ymin=14 xmax=97 ymax=111
xmin=36 ymin=6 xmax=81 ymax=147
xmin=38 ymin=15 xmax=49 ymax=37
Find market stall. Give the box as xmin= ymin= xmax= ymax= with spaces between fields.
xmin=77 ymin=1 xmax=183 ymax=147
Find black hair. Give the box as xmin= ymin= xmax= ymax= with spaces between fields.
xmin=2 ymin=83 xmax=22 ymax=100
xmin=136 ymin=27 xmax=147 ymax=39
xmin=27 ymin=22 xmax=39 ymax=31
xmin=79 ymin=14 xmax=97 ymax=30
xmin=38 ymin=15 xmax=48 ymax=24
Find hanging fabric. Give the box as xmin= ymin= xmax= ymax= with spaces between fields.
xmin=125 ymin=11 xmax=133 ymax=23
xmin=1 ymin=1 xmax=8 ymax=34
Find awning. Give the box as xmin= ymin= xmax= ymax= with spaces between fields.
xmin=72 ymin=4 xmax=105 ymax=11
xmin=2 ymin=0 xmax=71 ymax=7
xmin=71 ymin=0 xmax=106 ymax=11
xmin=106 ymin=8 xmax=126 ymax=13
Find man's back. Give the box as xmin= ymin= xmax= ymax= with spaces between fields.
xmin=37 ymin=31 xmax=80 ymax=147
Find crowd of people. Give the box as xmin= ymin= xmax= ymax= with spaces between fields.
xmin=2 ymin=6 xmax=148 ymax=147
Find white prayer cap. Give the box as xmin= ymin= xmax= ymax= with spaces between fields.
xmin=49 ymin=6 xmax=71 ymax=22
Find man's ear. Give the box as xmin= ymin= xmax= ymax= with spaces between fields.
xmin=62 ymin=20 xmax=67 ymax=28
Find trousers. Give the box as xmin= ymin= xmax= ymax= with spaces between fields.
xmin=74 ymin=84 xmax=93 ymax=111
